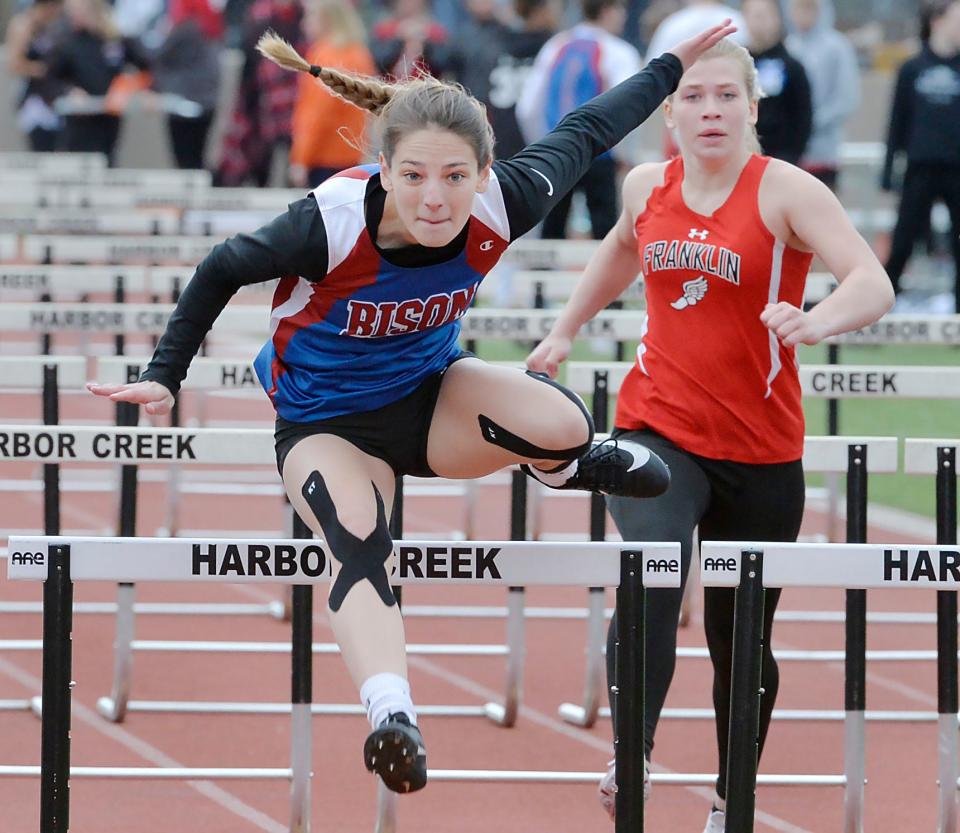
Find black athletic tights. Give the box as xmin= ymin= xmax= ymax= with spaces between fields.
xmin=885 ymin=162 xmax=960 ymax=310
xmin=605 ymin=427 xmax=805 ymax=800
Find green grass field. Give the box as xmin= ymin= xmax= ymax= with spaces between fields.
xmin=470 ymin=337 xmax=960 ymax=519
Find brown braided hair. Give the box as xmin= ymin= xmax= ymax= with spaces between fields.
xmin=256 ymin=31 xmax=494 ymax=166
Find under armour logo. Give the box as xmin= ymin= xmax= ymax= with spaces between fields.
xmin=480 ymin=240 xmax=494 ymax=251
xmin=487 ymin=426 xmax=497 ymax=439
xmin=307 ymin=480 xmax=316 ymax=495
xmin=688 ymin=228 xmax=709 ymax=240
xmin=670 ymin=276 xmax=709 ymax=310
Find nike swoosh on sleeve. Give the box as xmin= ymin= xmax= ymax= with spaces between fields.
xmin=528 ymin=167 xmax=554 ymax=196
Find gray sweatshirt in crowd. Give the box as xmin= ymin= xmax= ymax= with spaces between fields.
xmin=786 ymin=14 xmax=860 ymax=170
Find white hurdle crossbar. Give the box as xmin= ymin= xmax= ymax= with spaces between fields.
xmin=5 ymin=535 xmax=679 ymax=833
xmin=565 ymin=362 xmax=960 ymax=400
xmin=700 ymin=541 xmax=960 ymax=833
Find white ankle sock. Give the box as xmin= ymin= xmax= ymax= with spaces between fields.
xmin=359 ymin=672 xmax=417 ymax=730
xmin=530 ymin=459 xmax=578 ymax=487
xmin=712 ymin=794 xmax=726 ymax=813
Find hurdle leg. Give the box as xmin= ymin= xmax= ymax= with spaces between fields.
xmin=558 ymin=587 xmax=606 ymax=727
xmin=96 ymin=401 xmax=140 ymax=721
xmin=936 ymin=446 xmax=957 ymax=833
xmin=40 ymin=544 xmax=73 ymax=833
xmin=42 ymin=364 xmax=61 ymax=538
xmin=486 ymin=470 xmax=528 ymax=727
xmin=724 ymin=550 xmax=765 ymax=833
xmin=844 ymin=444 xmax=867 ymax=833
xmin=614 ymin=549 xmax=645 ymax=832
xmin=462 ymin=479 xmax=478 ymax=540
xmin=844 ymin=589 xmax=867 ymax=833
xmin=290 ymin=581 xmax=313 ymax=831
xmin=561 ymin=432 xmax=609 ymax=726
xmin=375 ymin=787 xmax=397 ymax=833
xmin=485 ymin=587 xmax=525 ymax=726
xmin=271 ymin=504 xmax=298 ymax=622
xmin=96 ymin=583 xmax=135 ymax=722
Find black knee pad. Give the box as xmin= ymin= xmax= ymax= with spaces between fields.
xmin=302 ymin=471 xmax=396 ymax=612
xmin=477 ymin=370 xmax=594 ymax=462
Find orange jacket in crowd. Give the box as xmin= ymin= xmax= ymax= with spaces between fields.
xmin=290 ymin=39 xmax=376 ymax=171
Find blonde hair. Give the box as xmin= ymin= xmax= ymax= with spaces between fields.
xmin=257 ymin=32 xmax=494 ymax=166
xmin=669 ymin=38 xmax=763 ymax=154
xmin=307 ymin=0 xmax=367 ymax=47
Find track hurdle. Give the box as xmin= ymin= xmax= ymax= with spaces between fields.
xmin=555 ymin=435 xmax=897 ymax=729
xmin=3 ymin=534 xmax=680 ymax=833
xmin=0 ymin=357 xmax=83 ymax=712
xmin=0 ymin=151 xmax=106 ymax=174
xmin=0 ymin=265 xmax=152 ymax=297
xmin=700 ymin=539 xmax=960 ymax=833
xmin=904 ymin=439 xmax=959 ymax=833
xmin=0 ymin=425 xmax=533 ymax=726
xmin=14 ymin=234 xmax=224 ymax=266
xmin=1 ymin=167 xmax=211 ymax=191
xmin=0 ymin=210 xmax=180 ymax=236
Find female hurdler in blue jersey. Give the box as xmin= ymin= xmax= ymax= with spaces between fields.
xmin=88 ymin=20 xmax=734 ymax=795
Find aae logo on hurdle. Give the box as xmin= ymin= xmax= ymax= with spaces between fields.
xmin=9 ymin=550 xmax=44 ymax=567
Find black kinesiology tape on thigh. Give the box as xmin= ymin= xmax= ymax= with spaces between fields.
xmin=477 ymin=370 xmax=594 ymax=461
xmin=302 ymin=471 xmax=395 ymax=613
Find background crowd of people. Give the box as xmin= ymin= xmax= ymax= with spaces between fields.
xmin=3 ymin=0 xmax=959 ymax=307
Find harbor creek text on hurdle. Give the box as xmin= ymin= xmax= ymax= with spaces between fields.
xmin=0 ymin=431 xmax=197 ymax=459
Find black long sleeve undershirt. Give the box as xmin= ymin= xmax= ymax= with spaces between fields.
xmin=140 ymin=55 xmax=682 ymax=396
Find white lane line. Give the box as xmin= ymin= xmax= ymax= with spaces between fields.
xmin=0 ymin=657 xmax=286 ymax=833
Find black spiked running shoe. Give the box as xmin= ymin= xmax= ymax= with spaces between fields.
xmin=524 ymin=438 xmax=670 ymax=499
xmin=363 ymin=713 xmax=428 ymax=794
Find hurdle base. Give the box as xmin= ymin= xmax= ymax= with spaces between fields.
xmin=267 ymin=599 xmax=289 ymax=621
xmin=96 ymin=696 xmax=125 ymax=722
xmin=483 ymin=702 xmax=516 ymax=726
xmin=557 ymin=703 xmax=595 ymax=727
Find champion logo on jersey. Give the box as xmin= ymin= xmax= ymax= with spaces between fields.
xmin=480 ymin=240 xmax=494 ymax=251
xmin=670 ymin=276 xmax=709 ymax=310
xmin=688 ymin=228 xmax=709 ymax=240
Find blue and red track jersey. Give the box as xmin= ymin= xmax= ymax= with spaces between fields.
xmin=253 ymin=165 xmax=510 ymax=421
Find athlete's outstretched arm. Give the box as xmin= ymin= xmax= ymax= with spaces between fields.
xmin=496 ymin=21 xmax=736 ymax=239
xmin=87 ymin=198 xmax=329 ymax=413
xmin=526 ymin=167 xmax=652 ymax=377
xmin=760 ymin=166 xmax=895 ymax=347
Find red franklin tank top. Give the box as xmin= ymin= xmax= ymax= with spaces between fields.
xmin=614 ymin=154 xmax=813 ymax=463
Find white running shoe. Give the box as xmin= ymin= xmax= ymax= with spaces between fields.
xmin=702 ymin=808 xmax=725 ymax=833
xmin=598 ymin=757 xmax=650 ymax=821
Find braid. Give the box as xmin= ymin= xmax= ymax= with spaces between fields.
xmin=313 ymin=67 xmax=395 ymax=116
xmin=255 ymin=31 xmax=493 ymax=167
xmin=255 ymin=31 xmax=397 ymax=114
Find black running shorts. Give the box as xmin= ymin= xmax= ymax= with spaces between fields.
xmin=274 ymin=352 xmax=473 ymax=479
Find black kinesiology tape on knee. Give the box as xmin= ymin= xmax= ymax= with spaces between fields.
xmin=302 ymin=471 xmax=395 ymax=613
xmin=478 ymin=370 xmax=594 ymax=461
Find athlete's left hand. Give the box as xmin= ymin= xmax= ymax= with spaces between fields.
xmin=760 ymin=302 xmax=828 ymax=347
